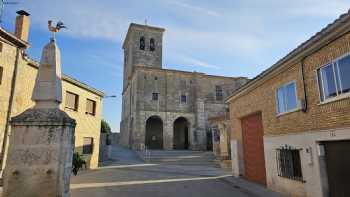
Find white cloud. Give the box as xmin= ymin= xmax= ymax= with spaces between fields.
xmin=178 ymin=55 xmax=220 ymax=69
xmin=163 ymin=0 xmax=221 ymax=17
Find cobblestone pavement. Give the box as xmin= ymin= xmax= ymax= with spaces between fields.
xmin=70 ymin=146 xmax=284 ymax=197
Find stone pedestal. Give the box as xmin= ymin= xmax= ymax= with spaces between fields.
xmin=3 ymin=108 xmax=75 ymax=197
xmin=3 ymin=36 xmax=76 ymax=197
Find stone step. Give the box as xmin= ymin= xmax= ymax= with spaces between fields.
xmin=136 ymin=150 xmax=219 ymax=167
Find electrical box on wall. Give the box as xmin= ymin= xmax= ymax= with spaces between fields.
xmin=305 ymin=146 xmax=313 ymax=165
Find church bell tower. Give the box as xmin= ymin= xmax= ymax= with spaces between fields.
xmin=122 ymin=23 xmax=165 ymax=88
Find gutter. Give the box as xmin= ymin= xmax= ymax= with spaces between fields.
xmin=300 ymin=57 xmax=308 ymax=112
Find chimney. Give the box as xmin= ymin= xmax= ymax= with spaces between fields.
xmin=14 ymin=10 xmax=30 ymax=42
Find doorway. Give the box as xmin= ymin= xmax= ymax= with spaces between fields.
xmin=324 ymin=140 xmax=350 ymax=197
xmin=173 ymin=117 xmax=189 ymax=149
xmin=145 ymin=116 xmax=163 ymax=149
xmin=241 ymin=112 xmax=266 ymax=185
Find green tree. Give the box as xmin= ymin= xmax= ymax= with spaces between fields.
xmin=101 ymin=119 xmax=112 ymax=133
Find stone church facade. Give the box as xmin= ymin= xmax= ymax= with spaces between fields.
xmin=120 ymin=23 xmax=248 ymax=150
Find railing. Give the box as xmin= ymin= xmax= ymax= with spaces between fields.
xmin=140 ymin=144 xmax=151 ymax=162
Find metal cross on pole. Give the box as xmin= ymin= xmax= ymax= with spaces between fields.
xmin=0 ymin=0 xmax=18 ymax=25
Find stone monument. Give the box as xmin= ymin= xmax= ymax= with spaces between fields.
xmin=3 ymin=21 xmax=75 ymax=197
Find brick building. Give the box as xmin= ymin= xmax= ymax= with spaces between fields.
xmin=0 ymin=11 xmax=104 ymax=171
xmin=227 ymin=10 xmax=350 ymax=196
xmin=120 ymin=23 xmax=248 ymax=150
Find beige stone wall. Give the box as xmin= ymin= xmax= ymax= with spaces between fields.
xmin=0 ymin=41 xmax=103 ymax=169
xmin=0 ymin=41 xmax=18 ymax=154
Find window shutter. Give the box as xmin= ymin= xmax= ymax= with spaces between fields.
xmin=66 ymin=92 xmax=78 ymax=110
xmin=86 ymin=99 xmax=96 ymax=115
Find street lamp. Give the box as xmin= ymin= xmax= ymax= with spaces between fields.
xmin=103 ymin=95 xmax=117 ymax=98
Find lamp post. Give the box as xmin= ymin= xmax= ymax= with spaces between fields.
xmin=103 ymin=95 xmax=117 ymax=98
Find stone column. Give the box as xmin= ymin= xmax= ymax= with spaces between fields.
xmin=3 ymin=38 xmax=76 ymax=197
xmin=193 ymin=99 xmax=206 ymax=150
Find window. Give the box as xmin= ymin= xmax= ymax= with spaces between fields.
xmin=152 ymin=93 xmax=159 ymax=101
xmin=65 ymin=91 xmax=79 ymax=111
xmin=154 ymin=76 xmax=158 ymax=80
xmin=0 ymin=66 xmax=3 ymax=85
xmin=150 ymin=38 xmax=155 ymax=51
xmin=83 ymin=137 xmax=94 ymax=154
xmin=140 ymin=36 xmax=145 ymax=50
xmin=216 ymin=85 xmax=223 ymax=101
xmin=276 ymin=82 xmax=298 ymax=114
xmin=86 ymin=99 xmax=96 ymax=116
xmin=318 ymin=54 xmax=350 ymax=102
xmin=276 ymin=147 xmax=303 ymax=181
xmin=181 ymin=95 xmax=187 ymax=103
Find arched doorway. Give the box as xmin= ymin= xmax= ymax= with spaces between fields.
xmin=173 ymin=117 xmax=189 ymax=150
xmin=145 ymin=116 xmax=163 ymax=149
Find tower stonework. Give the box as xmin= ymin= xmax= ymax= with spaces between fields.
xmin=122 ymin=23 xmax=165 ymax=89
xmin=119 ymin=23 xmax=248 ymax=151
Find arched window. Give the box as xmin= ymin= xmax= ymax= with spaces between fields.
xmin=140 ymin=37 xmax=145 ymax=50
xmin=150 ymin=38 xmax=155 ymax=51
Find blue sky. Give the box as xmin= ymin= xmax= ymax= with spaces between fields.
xmin=2 ymin=0 xmax=350 ymax=132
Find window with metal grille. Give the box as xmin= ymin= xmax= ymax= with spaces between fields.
xmin=0 ymin=66 xmax=3 ymax=85
xmin=276 ymin=147 xmax=303 ymax=181
xmin=83 ymin=137 xmax=93 ymax=154
xmin=181 ymin=95 xmax=187 ymax=103
xmin=216 ymin=85 xmax=223 ymax=101
xmin=65 ymin=91 xmax=79 ymax=111
xmin=152 ymin=93 xmax=159 ymax=101
xmin=86 ymin=99 xmax=96 ymax=116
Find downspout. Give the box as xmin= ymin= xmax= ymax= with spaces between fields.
xmin=300 ymin=57 xmax=308 ymax=112
xmin=1 ymin=47 xmax=22 ymax=172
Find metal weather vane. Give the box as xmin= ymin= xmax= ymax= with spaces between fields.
xmin=48 ymin=20 xmax=67 ymax=40
xmin=0 ymin=0 xmax=18 ymax=25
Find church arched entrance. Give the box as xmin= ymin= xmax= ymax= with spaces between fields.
xmin=173 ymin=117 xmax=189 ymax=150
xmin=145 ymin=116 xmax=163 ymax=149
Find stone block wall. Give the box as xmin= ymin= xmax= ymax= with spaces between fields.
xmin=121 ymin=65 xmax=248 ymax=150
xmin=0 ymin=42 xmax=18 ymax=154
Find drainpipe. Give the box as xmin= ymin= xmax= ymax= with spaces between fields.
xmin=1 ymin=47 xmax=22 ymax=174
xmin=300 ymin=57 xmax=308 ymax=113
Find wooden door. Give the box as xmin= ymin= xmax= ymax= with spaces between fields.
xmin=324 ymin=140 xmax=350 ymax=197
xmin=241 ymin=113 xmax=266 ymax=185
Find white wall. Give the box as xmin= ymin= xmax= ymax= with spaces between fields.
xmin=264 ymin=127 xmax=350 ymax=197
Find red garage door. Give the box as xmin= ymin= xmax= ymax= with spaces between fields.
xmin=241 ymin=113 xmax=266 ymax=185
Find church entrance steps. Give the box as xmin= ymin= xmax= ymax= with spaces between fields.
xmin=136 ymin=150 xmax=220 ymax=167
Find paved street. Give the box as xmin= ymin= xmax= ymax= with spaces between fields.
xmin=70 ymin=146 xmax=284 ymax=197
